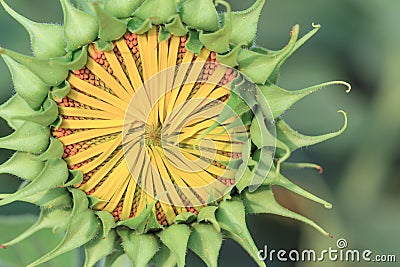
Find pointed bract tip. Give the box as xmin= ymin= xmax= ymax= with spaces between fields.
xmin=312 ymin=22 xmax=322 ymax=28
xmin=344 ymin=82 xmax=352 ymax=93
xmin=316 ymin=165 xmax=324 ymax=174
xmin=338 ymin=110 xmax=348 ymax=128
xmin=215 ymin=0 xmax=231 ymax=11
xmin=290 ymin=24 xmax=300 ymax=33
xmin=332 ymin=80 xmax=352 ymax=93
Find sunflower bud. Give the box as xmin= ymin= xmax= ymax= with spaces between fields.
xmin=0 ymin=0 xmax=350 ymax=266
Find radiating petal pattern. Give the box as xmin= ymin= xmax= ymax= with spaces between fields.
xmin=52 ymin=29 xmax=257 ymax=225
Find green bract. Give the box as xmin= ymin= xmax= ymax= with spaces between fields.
xmin=0 ymin=0 xmax=350 ymax=266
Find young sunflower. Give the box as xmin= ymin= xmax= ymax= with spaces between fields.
xmin=0 ymin=0 xmax=350 ymax=266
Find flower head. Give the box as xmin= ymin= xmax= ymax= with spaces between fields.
xmin=0 ymin=0 xmax=349 ymax=266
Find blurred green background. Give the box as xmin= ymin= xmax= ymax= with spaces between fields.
xmin=0 ymin=0 xmax=399 ymax=266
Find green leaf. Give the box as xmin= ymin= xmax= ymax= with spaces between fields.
xmin=174 ymin=211 xmax=197 ymax=224
xmin=242 ymin=186 xmax=331 ymax=236
xmin=26 ymin=189 xmax=101 ymax=267
xmin=0 ymin=47 xmax=71 ymax=86
xmin=64 ymin=170 xmax=83 ymax=187
xmin=117 ymin=199 xmax=157 ymax=233
xmin=134 ymin=0 xmax=176 ymax=25
xmin=237 ymin=145 xmax=274 ymax=194
xmin=259 ymin=81 xmax=351 ymax=118
xmin=51 ymin=81 xmax=71 ymax=102
xmin=118 ymin=229 xmax=159 ymax=267
xmin=110 ymin=254 xmax=131 ymax=267
xmin=92 ymin=3 xmax=127 ymax=41
xmin=230 ymin=0 xmax=265 ymax=45
xmin=271 ymin=173 xmax=333 ymax=209
xmin=84 ymin=230 xmax=117 ymax=267
xmin=1 ymin=209 xmax=72 ymax=248
xmin=235 ymin=165 xmax=253 ymax=193
xmin=0 ymin=95 xmax=58 ymax=128
xmin=103 ymin=250 xmax=124 ymax=267
xmin=188 ymin=224 xmax=222 ymax=267
xmin=249 ymin=109 xmax=275 ymax=149
xmin=165 ymin=14 xmax=188 ymax=36
xmin=34 ymin=137 xmax=64 ymax=161
xmin=0 ymin=159 xmax=69 ymax=207
xmin=196 ymin=206 xmax=220 ymax=232
xmin=20 ymin=188 xmax=72 ymax=209
xmin=199 ymin=1 xmax=231 ymax=54
xmin=68 ymin=45 xmax=90 ymax=70
xmin=1 ymin=55 xmax=49 ymax=110
xmin=158 ymin=224 xmax=191 ymax=267
xmin=215 ymin=199 xmax=265 ymax=267
xmin=216 ymin=43 xmax=242 ymax=67
xmin=60 ymin=0 xmax=99 ymax=51
xmin=95 ymin=211 xmax=116 ymax=238
xmin=237 ymin=25 xmax=299 ymax=84
xmin=151 ymin=244 xmax=177 ymax=267
xmin=186 ymin=30 xmax=202 ymax=55
xmin=226 ymin=78 xmax=253 ymax=115
xmin=87 ymin=195 xmax=107 ymax=209
xmin=158 ymin=26 xmax=171 ymax=42
xmin=0 ymin=0 xmax=66 ymax=58
xmin=269 ymin=23 xmax=321 ymax=83
xmin=0 ymin=152 xmax=45 ymax=181
xmin=273 ymin=138 xmax=291 ymax=176
xmin=0 ymin=215 xmax=79 ymax=267
xmin=178 ymin=0 xmax=219 ymax=32
xmin=74 ymin=0 xmax=96 ymax=14
xmin=127 ymin=17 xmax=152 ymax=34
xmin=104 ymin=0 xmax=142 ymax=18
xmin=94 ymin=40 xmax=114 ymax=51
xmin=276 ymin=111 xmax=348 ymax=153
xmin=145 ymin=210 xmax=163 ymax=232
